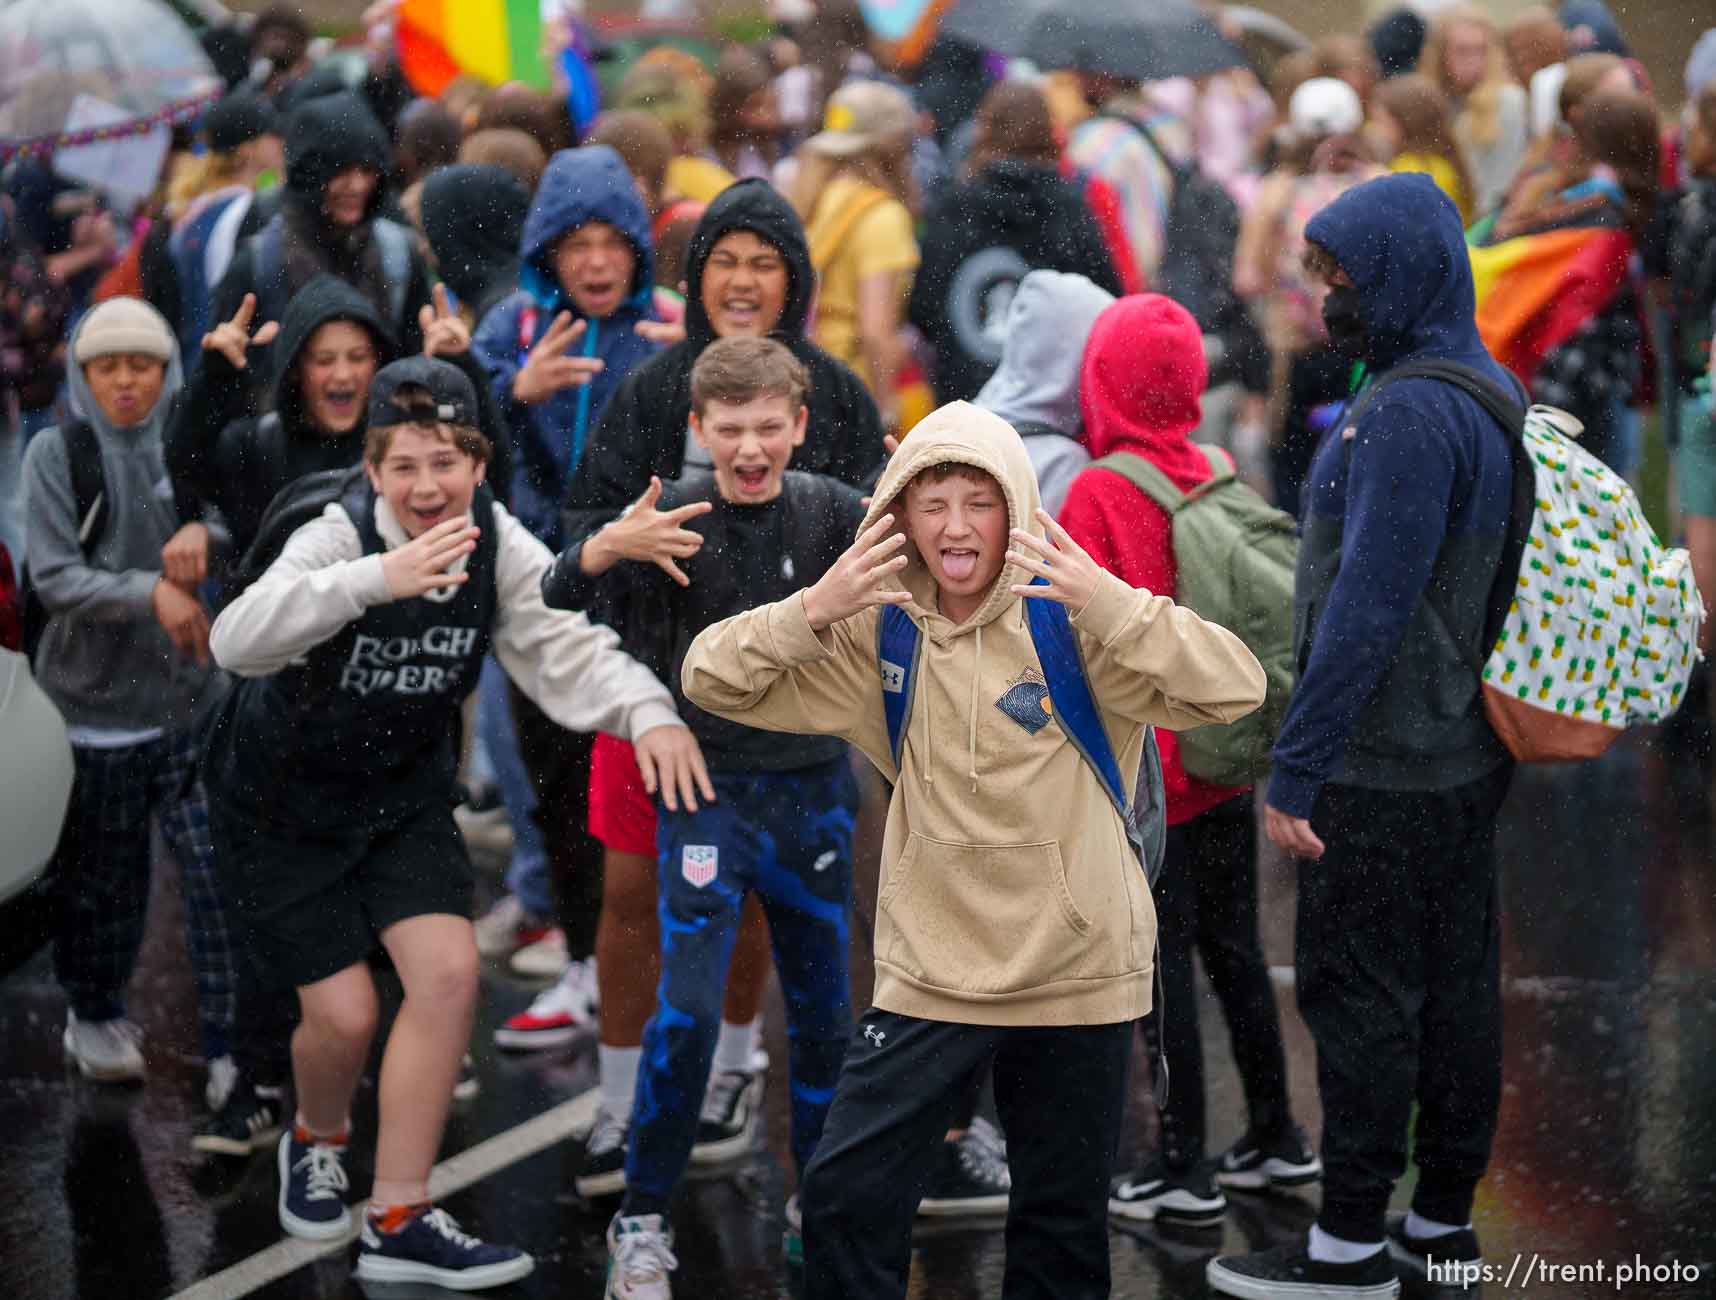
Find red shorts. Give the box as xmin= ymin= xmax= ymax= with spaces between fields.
xmin=587 ymin=731 xmax=658 ymax=856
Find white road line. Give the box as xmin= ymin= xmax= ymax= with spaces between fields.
xmin=168 ymin=1088 xmax=599 ymax=1300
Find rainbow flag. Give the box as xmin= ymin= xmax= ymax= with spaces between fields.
xmin=397 ymin=0 xmax=549 ymax=97
xmin=1470 ymin=223 xmax=1632 ymax=385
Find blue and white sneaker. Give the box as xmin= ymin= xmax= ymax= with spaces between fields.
xmin=276 ymin=1129 xmax=351 ymax=1240
xmin=355 ymin=1206 xmax=534 ymax=1290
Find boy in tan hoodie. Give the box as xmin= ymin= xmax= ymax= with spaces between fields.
xmin=681 ymin=400 xmax=1266 ymax=1299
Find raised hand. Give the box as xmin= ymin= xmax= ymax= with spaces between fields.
xmin=201 ymin=293 xmax=280 ymax=371
xmin=584 ymin=476 xmax=713 ymax=586
xmin=801 ymin=513 xmax=911 ymax=631
xmin=379 ymin=516 xmax=480 ymax=599
xmin=1006 ymin=509 xmax=1103 ymax=615
xmin=419 ymin=283 xmax=471 ymax=358
xmin=512 ymin=311 xmax=605 ymax=404
xmin=635 ymin=317 xmax=687 ymax=347
xmin=152 ymin=578 xmax=210 ymax=666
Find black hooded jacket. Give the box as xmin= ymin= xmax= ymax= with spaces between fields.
xmin=210 ymin=92 xmax=433 ymax=370
xmin=562 ymin=179 xmax=885 ymax=540
xmin=420 ymin=164 xmax=528 ymax=326
xmin=909 ymin=160 xmax=1122 ymax=403
xmin=167 ymin=276 xmax=512 ymax=562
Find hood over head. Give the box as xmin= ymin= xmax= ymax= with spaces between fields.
xmin=1303 ymin=173 xmax=1481 ymax=372
xmin=682 ymin=178 xmax=814 ymax=349
xmin=283 ymin=91 xmax=391 ymax=219
xmin=518 ymin=146 xmax=655 ymax=315
xmin=421 ymin=164 xmax=529 ymax=313
xmin=861 ymin=401 xmax=1042 ymax=636
xmin=66 ymin=310 xmax=185 ymax=446
xmin=268 ymin=274 xmax=399 ymax=434
xmin=975 ymin=270 xmax=1115 ymax=438
xmin=1079 ymin=293 xmax=1207 ymax=460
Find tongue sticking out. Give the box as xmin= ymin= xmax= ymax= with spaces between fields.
xmin=942 ymin=550 xmax=978 ymax=582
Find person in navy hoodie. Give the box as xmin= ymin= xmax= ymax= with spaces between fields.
xmin=474 ymin=144 xmax=662 ymax=553
xmin=1209 ymin=173 xmax=1517 ymax=1300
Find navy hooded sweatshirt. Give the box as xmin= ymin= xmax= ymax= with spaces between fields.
xmin=562 ymin=178 xmax=885 ymax=543
xmin=473 ymin=146 xmax=662 ymax=548
xmin=1269 ymin=174 xmax=1515 ymax=819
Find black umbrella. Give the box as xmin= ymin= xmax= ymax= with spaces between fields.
xmin=941 ymin=0 xmax=1245 ymax=82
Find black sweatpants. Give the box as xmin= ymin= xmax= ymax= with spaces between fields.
xmin=1296 ymin=767 xmax=1513 ymax=1243
xmin=509 ymin=687 xmax=603 ymax=959
xmin=1146 ymin=793 xmax=1288 ymax=1165
xmin=801 ymin=1010 xmax=1133 ymax=1300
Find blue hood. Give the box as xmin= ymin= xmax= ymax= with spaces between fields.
xmin=1303 ymin=173 xmax=1486 ymax=373
xmin=518 ymin=145 xmax=654 ymax=316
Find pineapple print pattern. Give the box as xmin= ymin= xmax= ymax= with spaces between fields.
xmin=1483 ymin=407 xmax=1707 ymax=729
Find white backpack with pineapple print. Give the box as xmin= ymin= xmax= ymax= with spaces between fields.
xmin=1354 ymin=360 xmax=1706 ymax=762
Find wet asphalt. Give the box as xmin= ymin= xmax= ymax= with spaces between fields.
xmin=1 ymin=705 xmax=1713 ymax=1300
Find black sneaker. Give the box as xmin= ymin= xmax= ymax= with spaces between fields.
xmin=690 ymin=1053 xmax=766 ymax=1165
xmin=1215 ymin=1124 xmax=1324 ymax=1190
xmin=1385 ymin=1212 xmax=1483 ymax=1287
xmin=355 ymin=1205 xmax=534 ymax=1289
xmin=917 ymin=1117 xmax=1011 ymax=1217
xmin=576 ymin=1105 xmax=629 ymax=1198
xmin=191 ymin=1077 xmax=284 ymax=1157
xmin=1108 ymin=1156 xmax=1228 ymax=1226
xmin=1208 ymin=1236 xmax=1401 ymax=1299
xmin=276 ymin=1129 xmax=352 ymax=1240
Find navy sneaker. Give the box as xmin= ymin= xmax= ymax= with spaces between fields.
xmin=276 ymin=1129 xmax=352 ymax=1240
xmin=355 ymin=1206 xmax=534 ymax=1290
xmin=1208 ymin=1236 xmax=1400 ymax=1299
xmin=1385 ymin=1212 xmax=1483 ymax=1287
xmin=1215 ymin=1124 xmax=1324 ymax=1190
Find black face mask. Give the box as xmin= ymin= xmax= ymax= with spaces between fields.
xmin=1322 ymin=284 xmax=1370 ymax=361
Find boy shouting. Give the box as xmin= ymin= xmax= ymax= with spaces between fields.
xmin=543 ymin=337 xmax=864 ymax=1297
xmin=682 ymin=401 xmax=1267 ymax=1300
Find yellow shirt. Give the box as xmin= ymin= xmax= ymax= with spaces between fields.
xmin=666 ymin=155 xmax=736 ymax=205
xmin=1391 ymin=152 xmax=1472 ymax=227
xmin=804 ymin=176 xmax=919 ymax=374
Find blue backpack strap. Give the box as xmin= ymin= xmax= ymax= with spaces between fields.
xmin=1023 ymin=581 xmax=1132 ymax=829
xmin=877 ymin=604 xmax=923 ymax=774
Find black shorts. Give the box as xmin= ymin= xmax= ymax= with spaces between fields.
xmin=210 ymin=798 xmax=474 ymax=990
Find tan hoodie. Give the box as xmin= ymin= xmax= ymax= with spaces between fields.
xmin=681 ymin=402 xmax=1266 ymax=1026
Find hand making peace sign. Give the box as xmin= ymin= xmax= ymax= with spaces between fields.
xmin=201 ymin=293 xmax=280 ymax=370
xmin=419 ymin=283 xmax=471 ymax=359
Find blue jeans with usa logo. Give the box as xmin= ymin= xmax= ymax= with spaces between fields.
xmin=621 ymin=757 xmax=858 ymax=1218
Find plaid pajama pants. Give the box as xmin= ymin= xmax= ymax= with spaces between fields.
xmin=54 ymin=730 xmax=237 ymax=1061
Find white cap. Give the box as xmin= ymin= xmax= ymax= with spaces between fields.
xmin=1289 ymin=77 xmax=1365 ymax=139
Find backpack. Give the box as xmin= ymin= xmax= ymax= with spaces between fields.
xmin=1349 ymin=360 xmax=1707 ymax=761
xmin=252 ymin=213 xmax=412 ymax=333
xmin=224 ymin=463 xmax=371 ymax=607
xmin=1088 ymin=446 xmax=1299 ymax=787
xmin=20 ymin=420 xmax=109 ymax=662
xmin=877 ymin=594 xmax=1167 ymax=887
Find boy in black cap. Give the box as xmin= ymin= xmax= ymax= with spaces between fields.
xmin=203 ymin=355 xmax=710 ymax=1289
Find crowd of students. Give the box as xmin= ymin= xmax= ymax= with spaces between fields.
xmin=2 ymin=2 xmax=1714 ymax=1298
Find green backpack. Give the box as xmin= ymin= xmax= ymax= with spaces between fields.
xmin=1091 ymin=447 xmax=1298 ymax=786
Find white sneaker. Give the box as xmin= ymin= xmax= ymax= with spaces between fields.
xmin=605 ymin=1213 xmax=677 ymax=1299
xmin=205 ymin=1053 xmax=239 ymax=1111
xmin=509 ymin=927 xmax=570 ymax=978
xmin=474 ymin=893 xmax=555 ymax=958
xmin=494 ymin=958 xmax=600 ymax=1049
xmin=63 ymin=1012 xmax=145 ymax=1082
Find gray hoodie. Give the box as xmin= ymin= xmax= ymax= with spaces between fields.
xmin=974 ymin=270 xmax=1115 ymax=516
xmin=22 ymin=321 xmax=212 ymax=733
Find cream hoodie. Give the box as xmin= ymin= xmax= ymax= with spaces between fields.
xmin=682 ymin=403 xmax=1266 ymax=1025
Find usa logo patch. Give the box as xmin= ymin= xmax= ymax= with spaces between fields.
xmin=682 ymin=844 xmax=718 ymax=889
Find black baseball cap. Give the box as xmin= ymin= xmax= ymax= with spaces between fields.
xmin=367 ymin=356 xmax=479 ymax=430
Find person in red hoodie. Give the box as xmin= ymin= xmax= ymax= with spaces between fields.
xmin=1058 ymin=294 xmax=1321 ymax=1228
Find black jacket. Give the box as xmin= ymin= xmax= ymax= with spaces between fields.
xmin=908 ymin=160 xmax=1122 ymax=404
xmin=166 ymin=275 xmax=513 ymax=562
xmin=562 ymin=179 xmax=885 ymax=541
xmin=209 ymin=92 xmax=433 ymax=371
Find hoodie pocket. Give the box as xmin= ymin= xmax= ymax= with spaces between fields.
xmin=878 ymin=832 xmax=1102 ymax=996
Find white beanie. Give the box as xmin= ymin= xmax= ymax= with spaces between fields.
xmin=72 ymin=298 xmax=175 ymax=364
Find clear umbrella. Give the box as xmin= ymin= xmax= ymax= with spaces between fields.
xmin=0 ymin=0 xmax=223 ymax=159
